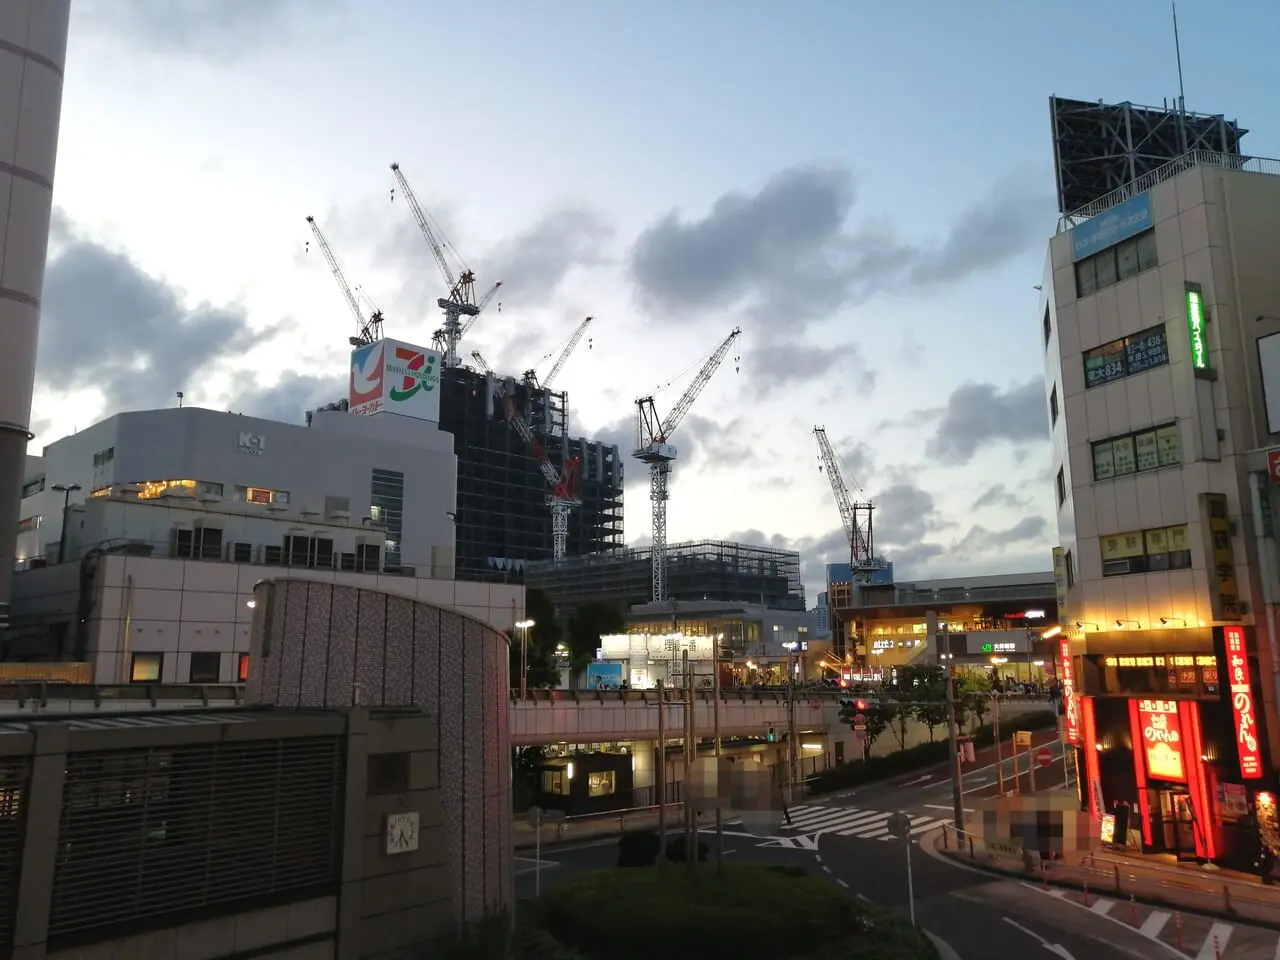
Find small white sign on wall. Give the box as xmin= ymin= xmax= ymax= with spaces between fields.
xmin=238 ymin=432 xmax=267 ymax=456
xmin=385 ymin=811 xmax=420 ymax=855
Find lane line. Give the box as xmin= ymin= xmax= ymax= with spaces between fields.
xmin=1138 ymin=911 xmax=1169 ymax=938
xmin=1195 ymin=923 xmax=1232 ymax=960
xmin=1089 ymin=898 xmax=1113 ymax=915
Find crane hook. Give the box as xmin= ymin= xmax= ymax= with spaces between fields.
xmin=390 ymin=188 xmax=395 ymax=202
xmin=304 ymin=240 xmax=310 ymax=253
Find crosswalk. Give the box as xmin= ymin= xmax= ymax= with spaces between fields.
xmin=709 ymin=804 xmax=949 ymax=849
xmin=1024 ymin=882 xmax=1280 ymax=958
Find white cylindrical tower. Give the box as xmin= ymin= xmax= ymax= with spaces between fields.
xmin=0 ymin=0 xmax=72 ymax=625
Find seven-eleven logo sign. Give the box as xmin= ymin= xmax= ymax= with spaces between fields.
xmin=388 ymin=347 xmax=439 ymax=402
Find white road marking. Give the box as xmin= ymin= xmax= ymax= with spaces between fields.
xmin=1002 ymin=916 xmax=1078 ymax=959
xmin=1138 ymin=911 xmax=1169 ymax=938
xmin=1088 ymin=898 xmax=1113 ymax=915
xmin=1195 ymin=924 xmax=1231 ymax=960
xmin=925 ymin=804 xmax=974 ymax=813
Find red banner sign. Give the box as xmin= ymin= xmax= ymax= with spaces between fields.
xmin=1060 ymin=636 xmax=1079 ymax=743
xmin=1225 ymin=625 xmax=1263 ymax=779
xmin=1137 ymin=698 xmax=1186 ymax=782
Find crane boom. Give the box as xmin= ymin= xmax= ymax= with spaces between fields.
xmin=543 ymin=316 xmax=593 ymax=387
xmin=634 ymin=326 xmax=742 ymax=602
xmin=389 ymin=163 xmax=460 ymax=297
xmin=306 ymin=216 xmax=383 ymax=346
xmin=814 ymin=425 xmax=878 ymax=575
xmin=459 ymin=281 xmax=504 ymax=339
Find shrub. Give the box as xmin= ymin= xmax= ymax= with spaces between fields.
xmin=540 ymin=864 xmax=866 ymax=960
xmin=809 ymin=710 xmax=1058 ymax=795
xmin=663 ymin=834 xmax=709 ymax=863
xmin=617 ymin=829 xmax=661 ymax=867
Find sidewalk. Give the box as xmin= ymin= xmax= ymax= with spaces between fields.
xmin=513 ymin=805 xmax=684 ymax=850
xmin=929 ymin=813 xmax=1280 ymax=929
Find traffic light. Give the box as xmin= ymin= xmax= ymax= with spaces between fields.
xmin=854 ymin=699 xmax=867 ymax=711
xmin=766 ymin=726 xmax=776 ymax=743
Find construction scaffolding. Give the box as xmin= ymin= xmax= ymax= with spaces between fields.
xmin=440 ymin=366 xmax=623 ymax=582
xmin=525 ymin=539 xmax=804 ymax=617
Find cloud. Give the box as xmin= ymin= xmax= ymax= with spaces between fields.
xmin=629 ymin=166 xmax=1050 ymax=326
xmin=728 ymin=525 xmax=849 ymax=604
xmin=579 ymin=412 xmax=756 ymax=472
xmin=873 ymin=482 xmax=944 ymax=548
xmin=923 ymin=379 xmax=1048 ymax=464
xmin=484 ymin=209 xmax=613 ymax=307
xmin=223 ymin=370 xmax=345 ymax=425
xmin=972 ymin=483 xmax=1032 ymax=511
xmin=950 ymin=516 xmax=1050 ymax=558
xmin=35 ymin=213 xmax=266 ymax=414
xmin=746 ymin=341 xmax=876 ymax=398
xmin=77 ymin=0 xmax=338 ymax=59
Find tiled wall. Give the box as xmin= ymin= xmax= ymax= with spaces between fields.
xmin=248 ymin=579 xmax=511 ymax=923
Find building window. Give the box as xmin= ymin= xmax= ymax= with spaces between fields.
xmin=370 ymin=468 xmax=405 ymax=567
xmin=587 ymin=770 xmax=616 ymax=798
xmin=137 ymin=479 xmax=197 ymax=500
xmin=541 ymin=770 xmax=570 ymax=795
xmin=1092 ymin=423 xmax=1182 ymax=481
xmin=236 ymin=485 xmax=288 ymax=505
xmin=1083 ymin=325 xmax=1169 ymax=389
xmin=356 ymin=543 xmax=381 ymax=573
xmin=188 ymin=652 xmax=221 ymax=684
xmin=1043 ymin=306 xmax=1052 ymax=347
xmin=130 ymin=652 xmax=163 ymax=683
xmin=238 ymin=653 xmax=250 ymax=682
xmin=1056 ymin=467 xmax=1067 ymax=506
xmin=1075 ymin=229 xmax=1158 ymax=297
xmin=17 ymin=515 xmax=41 ymax=533
xmin=230 ymin=541 xmax=252 ymax=563
xmin=21 ymin=477 xmax=45 ymax=498
xmin=1049 ymin=385 xmax=1059 ymax=427
xmin=1064 ymin=550 xmax=1075 ymax=589
xmin=1101 ymin=525 xmax=1192 ymax=577
xmin=171 ymin=526 xmax=223 ymax=560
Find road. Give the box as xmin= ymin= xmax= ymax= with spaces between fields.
xmin=516 ymin=738 xmax=1280 ymax=958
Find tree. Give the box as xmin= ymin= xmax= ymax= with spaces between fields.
xmin=512 ymin=588 xmax=562 ymax=691
xmin=838 ymin=685 xmax=895 ymax=760
xmin=959 ymin=671 xmax=993 ymax=731
xmin=898 ymin=663 xmax=948 ymax=742
xmin=566 ymin=599 xmax=627 ymax=688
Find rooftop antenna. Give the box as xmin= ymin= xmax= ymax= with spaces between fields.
xmin=176 ymin=391 xmax=184 ymax=408
xmin=1172 ymin=0 xmax=1188 ymax=154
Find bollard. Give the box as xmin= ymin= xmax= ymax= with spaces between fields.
xmin=942 ymin=824 xmax=950 ymax=849
xmin=1041 ymin=860 xmax=1048 ymax=886
xmin=1223 ymin=884 xmax=1233 ymax=914
xmin=1129 ymin=894 xmax=1138 ymax=926
xmin=1214 ymin=934 xmax=1222 ymax=959
xmin=1113 ymin=864 xmax=1122 ymax=893
xmin=968 ymin=836 xmax=975 ymax=859
xmin=1082 ymin=882 xmax=1091 ymax=907
xmin=1174 ymin=912 xmax=1184 ymax=951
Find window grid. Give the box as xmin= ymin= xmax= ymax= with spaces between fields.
xmin=1083 ymin=325 xmax=1170 ymax=390
xmin=370 ymin=469 xmax=405 ymax=568
xmin=1092 ymin=422 xmax=1182 ymax=481
xmin=1100 ymin=525 xmax=1192 ymax=578
xmin=1075 ymin=229 xmax=1158 ymax=297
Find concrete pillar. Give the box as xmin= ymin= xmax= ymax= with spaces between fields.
xmin=0 ymin=1 xmax=72 ymax=626
xmin=12 ymin=724 xmax=69 ymax=958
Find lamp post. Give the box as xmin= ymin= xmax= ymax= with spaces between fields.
xmin=50 ymin=483 xmax=82 ymax=564
xmin=515 ymin=619 xmax=535 ymax=699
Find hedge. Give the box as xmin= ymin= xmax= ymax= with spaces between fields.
xmin=808 ymin=709 xmax=1059 ymax=795
xmin=537 ymin=864 xmax=936 ymax=960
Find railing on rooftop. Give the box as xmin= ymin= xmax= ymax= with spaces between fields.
xmin=1057 ymin=149 xmax=1280 ymax=232
xmin=845 ymin=582 xmax=1055 ymax=609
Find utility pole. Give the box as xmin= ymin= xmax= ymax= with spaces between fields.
xmin=787 ymin=647 xmax=799 ymax=802
xmin=656 ymin=679 xmax=666 ymax=876
xmin=993 ymin=695 xmax=1004 ymax=794
xmin=943 ymin=628 xmax=966 ymax=840
xmin=713 ymin=637 xmax=724 ymax=877
xmin=683 ymin=648 xmax=695 ymax=876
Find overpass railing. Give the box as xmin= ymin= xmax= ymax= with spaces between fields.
xmin=511 ymin=686 xmax=849 ymax=703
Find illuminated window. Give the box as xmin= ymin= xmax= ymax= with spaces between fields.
xmin=1083 ymin=325 xmax=1169 ymax=389
xmin=130 ymin=652 xmax=163 ymax=683
xmin=238 ymin=654 xmax=250 ymax=682
xmin=237 ymin=485 xmax=288 ymax=505
xmin=16 ymin=515 xmax=41 ymax=533
xmin=588 ymin=770 xmax=616 ymax=798
xmin=1101 ymin=525 xmax=1192 ymax=577
xmin=137 ymin=479 xmax=197 ymax=500
xmin=1093 ymin=423 xmax=1181 ymax=480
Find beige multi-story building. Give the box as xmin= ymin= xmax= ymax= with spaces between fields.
xmin=1044 ymin=150 xmax=1280 ymax=866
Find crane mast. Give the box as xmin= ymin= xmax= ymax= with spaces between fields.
xmin=390 ymin=162 xmax=491 ymax=368
xmin=634 ymin=327 xmax=742 ymax=603
xmin=813 ymin=425 xmax=878 ymax=579
xmin=305 ymin=216 xmax=384 ymax=347
xmin=471 ymin=350 xmax=581 ymax=561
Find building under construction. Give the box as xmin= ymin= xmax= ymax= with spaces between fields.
xmin=440 ymin=365 xmax=624 ymax=582
xmin=526 ymin=539 xmax=805 ymax=616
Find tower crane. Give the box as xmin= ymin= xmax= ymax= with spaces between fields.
xmin=389 ymin=162 xmax=500 ymax=367
xmin=524 ymin=315 xmax=594 ymax=389
xmin=813 ymin=426 xmax=882 ymax=580
xmin=305 ymin=216 xmax=384 ymax=347
xmin=433 ymin=282 xmax=503 ymax=358
xmin=471 ymin=350 xmax=582 ymax=562
xmin=634 ymin=327 xmax=742 ymax=603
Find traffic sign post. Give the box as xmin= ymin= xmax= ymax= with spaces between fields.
xmin=887 ymin=812 xmax=915 ymax=926
xmin=1268 ymin=448 xmax=1280 ymax=485
xmin=527 ymin=806 xmax=543 ymax=896
xmin=1036 ymin=746 xmax=1053 ymax=767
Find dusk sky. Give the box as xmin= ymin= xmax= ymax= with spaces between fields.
xmin=30 ymin=0 xmax=1280 ymax=601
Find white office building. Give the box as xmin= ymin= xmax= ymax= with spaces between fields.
xmin=9 ymin=405 xmax=525 ymax=683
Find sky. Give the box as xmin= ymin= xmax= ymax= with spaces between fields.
xmin=27 ymin=0 xmax=1280 ymax=603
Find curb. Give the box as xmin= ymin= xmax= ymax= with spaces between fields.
xmin=923 ymin=929 xmax=963 ymax=960
xmin=933 ymin=845 xmax=1280 ymax=932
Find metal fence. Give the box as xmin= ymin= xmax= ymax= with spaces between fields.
xmin=47 ymin=735 xmax=346 ymax=941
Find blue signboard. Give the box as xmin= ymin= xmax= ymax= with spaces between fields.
xmin=1070 ymin=192 xmax=1153 ymax=262
xmin=586 ymin=662 xmax=624 ymax=689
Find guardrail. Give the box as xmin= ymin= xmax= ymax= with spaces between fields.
xmin=0 ymin=681 xmax=247 ymax=711
xmin=515 ymin=802 xmax=685 ymax=848
xmin=939 ymin=824 xmax=1280 ymax=926
xmin=511 ymin=687 xmax=847 ymax=704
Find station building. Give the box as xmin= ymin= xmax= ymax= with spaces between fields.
xmin=1043 ymin=145 xmax=1280 ymax=866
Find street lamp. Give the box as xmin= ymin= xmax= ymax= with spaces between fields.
xmin=515 ymin=619 xmax=535 ymax=700
xmin=50 ymin=483 xmax=82 ymax=564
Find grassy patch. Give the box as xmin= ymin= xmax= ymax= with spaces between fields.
xmin=537 ymin=863 xmax=935 ymax=960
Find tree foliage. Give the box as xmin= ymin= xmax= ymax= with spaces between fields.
xmin=958 ymin=670 xmax=993 ymax=729
xmin=566 ymin=599 xmax=627 ymax=684
xmin=893 ymin=664 xmax=949 ymax=742
xmin=838 ymin=684 xmax=895 ymax=759
xmin=512 ymin=588 xmax=562 ymax=690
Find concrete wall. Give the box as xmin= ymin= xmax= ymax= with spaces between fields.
xmin=10 ymin=554 xmax=523 ymax=684
xmin=0 ymin=0 xmax=70 ymax=624
xmin=249 ymin=579 xmax=512 ymax=923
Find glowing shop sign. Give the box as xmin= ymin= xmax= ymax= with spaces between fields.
xmin=1137 ymin=698 xmax=1185 ymax=782
xmin=1186 ymin=286 xmax=1207 ymax=371
xmin=1060 ymin=636 xmax=1079 ymax=744
xmin=1225 ymin=625 xmax=1263 ymax=780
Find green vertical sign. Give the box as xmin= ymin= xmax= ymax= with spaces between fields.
xmin=1186 ymin=284 xmax=1207 ymax=370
